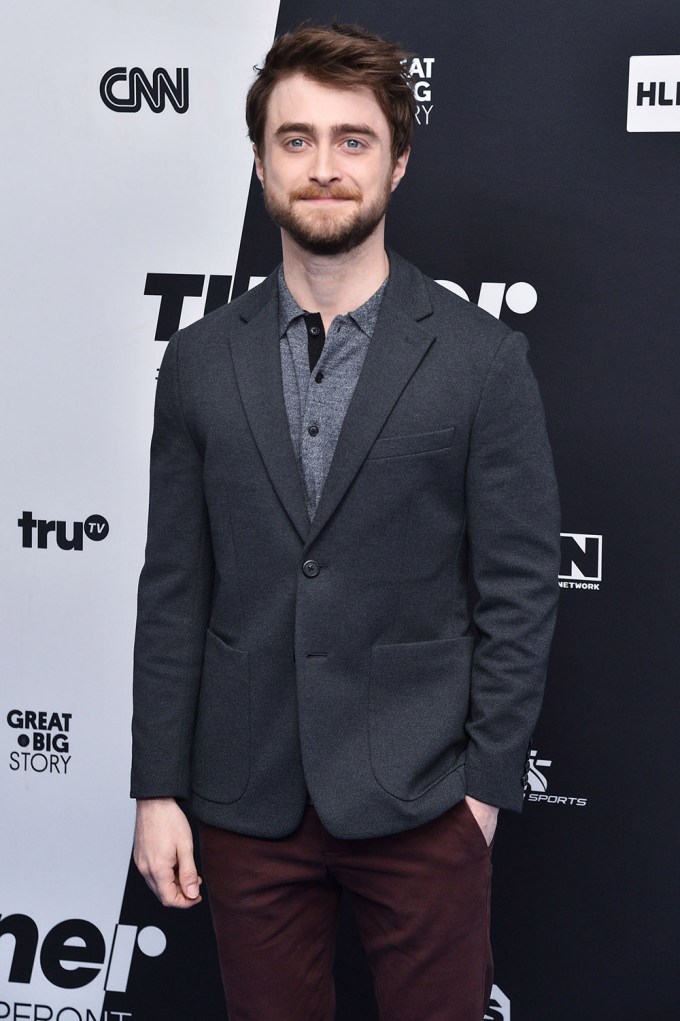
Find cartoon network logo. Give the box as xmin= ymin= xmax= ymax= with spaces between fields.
xmin=485 ymin=985 xmax=511 ymax=1020
xmin=627 ymin=55 xmax=680 ymax=132
xmin=0 ymin=913 xmax=165 ymax=992
xmin=100 ymin=67 xmax=189 ymax=113
xmin=524 ymin=749 xmax=588 ymax=808
xmin=559 ymin=533 xmax=602 ymax=590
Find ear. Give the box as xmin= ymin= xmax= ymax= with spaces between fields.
xmin=253 ymin=144 xmax=265 ymax=185
xmin=390 ymin=147 xmax=410 ymax=192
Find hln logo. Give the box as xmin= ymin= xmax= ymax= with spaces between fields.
xmin=559 ymin=533 xmax=602 ymax=582
xmin=636 ymin=81 xmax=680 ymax=105
xmin=627 ymin=55 xmax=680 ymax=132
xmin=100 ymin=67 xmax=189 ymax=113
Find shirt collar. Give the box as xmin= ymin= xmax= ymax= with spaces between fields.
xmin=277 ymin=265 xmax=388 ymax=339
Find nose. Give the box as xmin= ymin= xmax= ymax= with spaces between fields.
xmin=308 ymin=143 xmax=340 ymax=185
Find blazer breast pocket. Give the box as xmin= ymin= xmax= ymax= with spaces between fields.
xmin=367 ymin=426 xmax=456 ymax=460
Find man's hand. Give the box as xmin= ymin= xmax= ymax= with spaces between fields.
xmin=134 ymin=797 xmax=203 ymax=908
xmin=464 ymin=795 xmax=499 ymax=847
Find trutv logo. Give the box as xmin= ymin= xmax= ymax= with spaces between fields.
xmin=0 ymin=912 xmax=165 ymax=992
xmin=18 ymin=512 xmax=109 ymax=550
xmin=100 ymin=67 xmax=189 ymax=113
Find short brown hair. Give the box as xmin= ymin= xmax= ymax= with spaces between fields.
xmin=246 ymin=22 xmax=415 ymax=162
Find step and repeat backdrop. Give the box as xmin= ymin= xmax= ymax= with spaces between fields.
xmin=2 ymin=2 xmax=679 ymax=1019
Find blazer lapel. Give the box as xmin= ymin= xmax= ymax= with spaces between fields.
xmin=229 ymin=275 xmax=311 ymax=543
xmin=304 ymin=258 xmax=436 ymax=550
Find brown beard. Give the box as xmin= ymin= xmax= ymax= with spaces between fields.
xmin=263 ymin=176 xmax=393 ymax=256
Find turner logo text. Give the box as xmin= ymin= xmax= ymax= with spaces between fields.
xmin=0 ymin=913 xmax=166 ymax=992
xmin=145 ymin=273 xmax=538 ymax=344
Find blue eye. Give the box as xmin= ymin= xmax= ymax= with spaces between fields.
xmin=288 ymin=138 xmax=305 ymax=148
xmin=346 ymin=139 xmax=361 ymax=149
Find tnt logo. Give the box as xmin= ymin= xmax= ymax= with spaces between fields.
xmin=559 ymin=533 xmax=602 ymax=589
xmin=485 ymin=985 xmax=510 ymax=1020
xmin=525 ymin=749 xmax=552 ymax=793
xmin=524 ymin=749 xmax=588 ymax=808
xmin=18 ymin=512 xmax=109 ymax=550
xmin=100 ymin=67 xmax=189 ymax=113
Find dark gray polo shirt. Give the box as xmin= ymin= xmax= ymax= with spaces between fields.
xmin=278 ymin=266 xmax=388 ymax=520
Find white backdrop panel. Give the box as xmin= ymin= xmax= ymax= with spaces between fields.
xmin=0 ymin=0 xmax=280 ymax=1012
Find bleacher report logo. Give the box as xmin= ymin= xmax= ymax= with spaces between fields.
xmin=524 ymin=749 xmax=588 ymax=808
xmin=18 ymin=511 xmax=109 ymax=550
xmin=485 ymin=985 xmax=510 ymax=1020
xmin=627 ymin=55 xmax=680 ymax=132
xmin=100 ymin=67 xmax=189 ymax=113
xmin=7 ymin=709 xmax=72 ymax=774
xmin=559 ymin=533 xmax=602 ymax=590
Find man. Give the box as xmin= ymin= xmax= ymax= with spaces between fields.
xmin=132 ymin=22 xmax=560 ymax=1021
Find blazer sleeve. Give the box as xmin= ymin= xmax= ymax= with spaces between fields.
xmin=130 ymin=331 xmax=214 ymax=800
xmin=464 ymin=330 xmax=560 ymax=811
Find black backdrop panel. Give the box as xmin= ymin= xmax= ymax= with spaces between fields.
xmin=110 ymin=3 xmax=680 ymax=1018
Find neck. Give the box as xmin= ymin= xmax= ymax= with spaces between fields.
xmin=281 ymin=227 xmax=389 ymax=330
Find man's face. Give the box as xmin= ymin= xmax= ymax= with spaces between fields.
xmin=254 ymin=72 xmax=409 ymax=256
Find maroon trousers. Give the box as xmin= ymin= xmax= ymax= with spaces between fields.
xmin=199 ymin=799 xmax=494 ymax=1021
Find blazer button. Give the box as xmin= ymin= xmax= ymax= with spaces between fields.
xmin=302 ymin=559 xmax=320 ymax=578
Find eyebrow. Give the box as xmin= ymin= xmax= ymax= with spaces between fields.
xmin=273 ymin=122 xmax=380 ymax=141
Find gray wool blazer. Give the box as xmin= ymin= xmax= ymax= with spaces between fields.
xmin=131 ymin=250 xmax=560 ymax=839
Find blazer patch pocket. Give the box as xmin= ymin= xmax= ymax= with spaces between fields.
xmin=191 ymin=629 xmax=250 ymax=804
xmin=369 ymin=635 xmax=474 ymax=800
xmin=368 ymin=426 xmax=456 ymax=460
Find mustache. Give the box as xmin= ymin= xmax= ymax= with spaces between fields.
xmin=289 ymin=185 xmax=362 ymax=202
